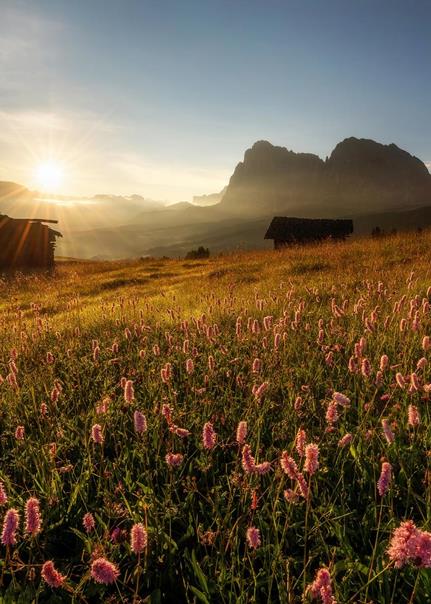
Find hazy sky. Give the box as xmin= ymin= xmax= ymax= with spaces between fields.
xmin=0 ymin=0 xmax=430 ymax=201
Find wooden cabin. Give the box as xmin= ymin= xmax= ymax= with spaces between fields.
xmin=0 ymin=215 xmax=62 ymax=269
xmin=264 ymin=217 xmax=353 ymax=249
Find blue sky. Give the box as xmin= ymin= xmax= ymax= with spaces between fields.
xmin=0 ymin=0 xmax=430 ymax=200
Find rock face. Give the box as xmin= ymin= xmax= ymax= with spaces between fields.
xmin=221 ymin=138 xmax=431 ymax=217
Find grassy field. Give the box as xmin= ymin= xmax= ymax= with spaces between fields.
xmin=0 ymin=232 xmax=431 ymax=603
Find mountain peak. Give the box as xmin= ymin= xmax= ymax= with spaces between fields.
xmin=221 ymin=137 xmax=431 ymax=216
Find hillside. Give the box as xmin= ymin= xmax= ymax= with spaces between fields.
xmin=1 ymin=232 xmax=431 ymax=602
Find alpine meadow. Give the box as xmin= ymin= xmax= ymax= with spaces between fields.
xmin=1 ymin=232 xmax=431 ymax=602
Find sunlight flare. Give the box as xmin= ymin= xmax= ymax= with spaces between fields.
xmin=34 ymin=160 xmax=64 ymax=191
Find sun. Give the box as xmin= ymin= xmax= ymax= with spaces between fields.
xmin=34 ymin=160 xmax=64 ymax=191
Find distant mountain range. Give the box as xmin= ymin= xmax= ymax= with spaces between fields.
xmin=1 ymin=137 xmax=431 ymax=258
xmin=221 ymin=137 xmax=431 ymax=217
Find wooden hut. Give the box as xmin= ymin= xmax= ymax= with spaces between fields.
xmin=0 ymin=215 xmax=62 ymax=269
xmin=264 ymin=217 xmax=353 ymax=249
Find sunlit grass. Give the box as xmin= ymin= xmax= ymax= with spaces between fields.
xmin=0 ymin=231 xmax=430 ymax=602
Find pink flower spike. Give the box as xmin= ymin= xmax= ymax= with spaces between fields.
xmin=236 ymin=421 xmax=247 ymax=445
xmin=1 ymin=508 xmax=19 ymax=546
xmin=131 ymin=523 xmax=148 ymax=554
xmin=83 ymin=512 xmax=95 ymax=533
xmin=408 ymin=405 xmax=420 ymax=427
xmin=124 ymin=379 xmax=134 ymax=403
xmin=41 ymin=560 xmax=66 ymax=588
xmin=304 ymin=444 xmax=319 ymax=475
xmin=242 ymin=444 xmax=256 ymax=474
xmin=91 ymin=424 xmax=104 ymax=444
xmin=15 ymin=426 xmax=25 ymax=440
xmin=255 ymin=461 xmax=271 ymax=475
xmin=25 ymin=497 xmax=41 ymax=536
xmin=134 ymin=411 xmax=147 ymax=434
xmin=388 ymin=520 xmax=431 ymax=569
xmin=202 ymin=422 xmax=217 ymax=450
xmin=382 ymin=419 xmax=395 ymax=444
xmin=165 ymin=452 xmax=184 ymax=467
xmin=90 ymin=557 xmax=120 ymax=584
xmin=338 ymin=433 xmax=352 ymax=447
xmin=377 ymin=462 xmax=392 ymax=497
xmin=295 ymin=428 xmax=307 ymax=457
xmin=0 ymin=482 xmax=7 ymax=505
xmin=280 ymin=452 xmax=299 ymax=480
xmin=246 ymin=526 xmax=261 ymax=549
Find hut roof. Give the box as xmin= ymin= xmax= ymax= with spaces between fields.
xmin=0 ymin=215 xmax=62 ymax=237
xmin=264 ymin=216 xmax=353 ymax=240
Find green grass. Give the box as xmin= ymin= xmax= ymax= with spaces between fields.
xmin=0 ymin=232 xmax=431 ymax=602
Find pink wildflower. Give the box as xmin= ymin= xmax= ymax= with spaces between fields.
xmin=408 ymin=404 xmax=420 ymax=427
xmin=295 ymin=428 xmax=307 ymax=457
xmin=377 ymin=462 xmax=392 ymax=496
xmin=296 ymin=473 xmax=309 ymax=499
xmin=380 ymin=354 xmax=389 ymax=371
xmin=242 ymin=444 xmax=256 ymax=474
xmin=91 ymin=424 xmax=104 ymax=444
xmin=96 ymin=397 xmax=110 ymax=414
xmin=202 ymin=422 xmax=217 ymax=450
xmin=283 ymin=489 xmax=299 ymax=504
xmin=382 ymin=419 xmax=395 ymax=444
xmin=252 ymin=358 xmax=261 ymax=374
xmin=161 ymin=404 xmax=173 ymax=425
xmin=338 ymin=433 xmax=352 ymax=447
xmin=280 ymin=452 xmax=299 ymax=480
xmin=417 ymin=357 xmax=427 ymax=371
xmin=0 ymin=482 xmax=7 ymax=505
xmin=186 ymin=358 xmax=194 ymax=374
xmin=90 ymin=557 xmax=120 ymax=584
xmin=83 ymin=512 xmax=95 ymax=533
xmin=15 ymin=426 xmax=24 ymax=440
xmin=254 ymin=381 xmax=268 ymax=399
xmin=361 ymin=358 xmax=371 ymax=378
xmin=294 ymin=396 xmax=303 ymax=414
xmin=124 ymin=380 xmax=134 ymax=403
xmin=388 ymin=520 xmax=431 ymax=568
xmin=246 ymin=526 xmax=261 ymax=549
xmin=41 ymin=560 xmax=66 ymax=588
xmin=375 ymin=370 xmax=384 ymax=386
xmin=410 ymin=372 xmax=420 ymax=391
xmin=422 ymin=336 xmax=430 ymax=351
xmin=134 ymin=411 xmax=147 ymax=434
xmin=395 ymin=372 xmax=406 ymax=389
xmin=165 ymin=452 xmax=184 ymax=467
xmin=171 ymin=425 xmax=191 ymax=438
xmin=131 ymin=523 xmax=148 ymax=554
xmin=236 ymin=421 xmax=248 ymax=445
xmin=332 ymin=392 xmax=350 ymax=407
xmin=348 ymin=356 xmax=357 ymax=373
xmin=25 ymin=497 xmax=41 ymax=536
xmin=325 ymin=401 xmax=339 ymax=425
xmin=50 ymin=387 xmax=60 ymax=403
xmin=307 ymin=567 xmax=336 ymax=604
xmin=1 ymin=508 xmax=19 ymax=545
xmin=304 ymin=444 xmax=319 ymax=475
xmin=255 ymin=461 xmax=271 ymax=475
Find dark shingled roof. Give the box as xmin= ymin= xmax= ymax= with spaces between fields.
xmin=264 ymin=217 xmax=353 ymax=241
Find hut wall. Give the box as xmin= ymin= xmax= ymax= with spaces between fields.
xmin=0 ymin=218 xmax=58 ymax=268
